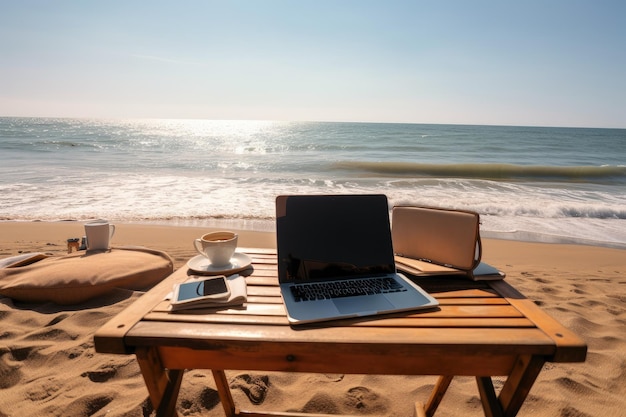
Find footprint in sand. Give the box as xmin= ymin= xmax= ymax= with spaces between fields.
xmin=555 ymin=376 xmax=595 ymax=396
xmin=45 ymin=313 xmax=70 ymax=327
xmin=81 ymin=365 xmax=117 ymax=383
xmin=0 ymin=351 xmax=22 ymax=389
xmin=559 ymin=405 xmax=593 ymax=417
xmin=26 ymin=377 xmax=62 ymax=401
xmin=60 ymin=394 xmax=114 ymax=416
xmin=230 ymin=374 xmax=270 ymax=404
xmin=198 ymin=386 xmax=221 ymax=410
xmin=9 ymin=345 xmax=40 ymax=361
xmin=321 ymin=373 xmax=344 ymax=382
xmin=343 ymin=386 xmax=389 ymax=414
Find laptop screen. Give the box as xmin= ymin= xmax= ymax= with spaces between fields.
xmin=276 ymin=194 xmax=395 ymax=283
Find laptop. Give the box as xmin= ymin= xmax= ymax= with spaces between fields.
xmin=276 ymin=194 xmax=438 ymax=325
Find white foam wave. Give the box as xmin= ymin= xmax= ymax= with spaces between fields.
xmin=1 ymin=173 xmax=624 ymax=246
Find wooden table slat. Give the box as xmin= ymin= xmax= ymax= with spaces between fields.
xmin=143 ymin=311 xmax=535 ymax=329
xmin=126 ymin=321 xmax=555 ymax=353
xmin=242 ymin=270 xmax=279 ymax=279
xmin=151 ymin=300 xmax=524 ymax=319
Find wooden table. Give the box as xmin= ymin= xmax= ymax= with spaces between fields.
xmin=94 ymin=248 xmax=587 ymax=417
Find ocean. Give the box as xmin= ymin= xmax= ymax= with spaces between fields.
xmin=1 ymin=117 xmax=625 ymax=248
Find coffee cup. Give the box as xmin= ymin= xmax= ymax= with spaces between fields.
xmin=84 ymin=219 xmax=116 ymax=251
xmin=193 ymin=231 xmax=238 ymax=267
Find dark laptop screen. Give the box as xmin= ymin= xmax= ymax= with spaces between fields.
xmin=276 ymin=194 xmax=395 ymax=283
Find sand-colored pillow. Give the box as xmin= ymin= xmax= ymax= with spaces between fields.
xmin=0 ymin=247 xmax=174 ymax=305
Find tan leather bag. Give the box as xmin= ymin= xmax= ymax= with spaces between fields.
xmin=391 ymin=206 xmax=481 ymax=274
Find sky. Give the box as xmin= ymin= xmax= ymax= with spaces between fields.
xmin=1 ymin=1 xmax=625 ymax=128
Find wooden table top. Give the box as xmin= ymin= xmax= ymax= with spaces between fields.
xmin=94 ymin=247 xmax=586 ymax=376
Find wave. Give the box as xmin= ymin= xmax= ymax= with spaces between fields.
xmin=331 ymin=161 xmax=626 ymax=184
xmin=476 ymin=204 xmax=626 ymax=220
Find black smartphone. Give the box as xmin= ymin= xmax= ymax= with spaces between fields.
xmin=171 ymin=276 xmax=231 ymax=308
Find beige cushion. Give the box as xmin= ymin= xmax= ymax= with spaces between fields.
xmin=0 ymin=247 xmax=173 ymax=305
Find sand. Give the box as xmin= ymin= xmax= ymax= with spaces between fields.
xmin=0 ymin=221 xmax=625 ymax=417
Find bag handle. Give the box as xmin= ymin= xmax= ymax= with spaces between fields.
xmin=474 ymin=234 xmax=482 ymax=269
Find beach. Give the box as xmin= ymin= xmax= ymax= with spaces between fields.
xmin=2 ymin=0 xmax=625 ymax=414
xmin=1 ymin=221 xmax=625 ymax=416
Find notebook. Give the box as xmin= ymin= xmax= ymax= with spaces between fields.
xmin=276 ymin=194 xmax=438 ymax=325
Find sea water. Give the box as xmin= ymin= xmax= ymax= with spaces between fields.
xmin=1 ymin=117 xmax=625 ymax=248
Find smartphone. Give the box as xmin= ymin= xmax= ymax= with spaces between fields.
xmin=171 ymin=275 xmax=231 ymax=308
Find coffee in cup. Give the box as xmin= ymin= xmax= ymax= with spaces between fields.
xmin=84 ymin=219 xmax=116 ymax=251
xmin=193 ymin=231 xmax=238 ymax=267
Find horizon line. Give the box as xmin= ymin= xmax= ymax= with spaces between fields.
xmin=1 ymin=115 xmax=624 ymax=131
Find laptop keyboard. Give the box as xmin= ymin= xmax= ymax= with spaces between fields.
xmin=290 ymin=277 xmax=407 ymax=302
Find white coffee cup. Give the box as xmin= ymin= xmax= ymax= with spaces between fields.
xmin=193 ymin=231 xmax=238 ymax=267
xmin=85 ymin=219 xmax=116 ymax=251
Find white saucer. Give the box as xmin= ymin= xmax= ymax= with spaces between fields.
xmin=187 ymin=252 xmax=253 ymax=275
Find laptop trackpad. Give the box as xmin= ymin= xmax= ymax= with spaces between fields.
xmin=333 ymin=296 xmax=394 ymax=315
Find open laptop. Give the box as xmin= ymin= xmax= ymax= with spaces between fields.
xmin=276 ymin=194 xmax=438 ymax=325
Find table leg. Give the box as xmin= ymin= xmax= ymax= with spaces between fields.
xmin=212 ymin=370 xmax=237 ymax=417
xmin=474 ymin=355 xmax=545 ymax=417
xmin=424 ymin=375 xmax=453 ymax=417
xmin=476 ymin=377 xmax=503 ymax=417
xmin=498 ymin=355 xmax=545 ymax=417
xmin=136 ymin=347 xmax=183 ymax=417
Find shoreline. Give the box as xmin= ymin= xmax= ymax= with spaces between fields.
xmin=1 ymin=221 xmax=625 ymax=416
xmin=1 ymin=219 xmax=625 ymax=287
xmin=2 ymin=217 xmax=625 ymax=251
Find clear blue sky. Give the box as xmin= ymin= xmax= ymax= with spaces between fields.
xmin=1 ymin=1 xmax=624 ymax=128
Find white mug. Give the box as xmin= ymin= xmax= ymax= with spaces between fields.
xmin=85 ymin=219 xmax=116 ymax=250
xmin=193 ymin=231 xmax=238 ymax=267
